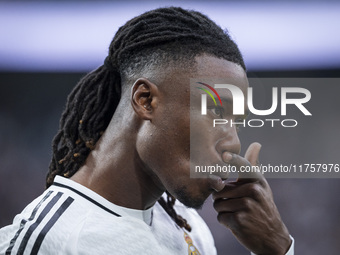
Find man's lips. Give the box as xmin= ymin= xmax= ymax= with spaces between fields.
xmin=208 ymin=174 xmax=226 ymax=192
xmin=192 ymin=150 xmax=232 ymax=192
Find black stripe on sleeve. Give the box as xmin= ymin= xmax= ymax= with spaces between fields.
xmin=53 ymin=182 xmax=121 ymax=217
xmin=5 ymin=191 xmax=53 ymax=255
xmin=30 ymin=197 xmax=74 ymax=255
xmin=16 ymin=192 xmax=63 ymax=255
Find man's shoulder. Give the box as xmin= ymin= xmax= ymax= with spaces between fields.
xmin=0 ymin=181 xmax=158 ymax=254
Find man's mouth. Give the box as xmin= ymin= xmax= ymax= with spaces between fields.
xmin=208 ymin=174 xmax=226 ymax=192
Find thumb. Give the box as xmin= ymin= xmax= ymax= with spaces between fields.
xmin=244 ymin=142 xmax=262 ymax=166
xmin=237 ymin=142 xmax=263 ymax=182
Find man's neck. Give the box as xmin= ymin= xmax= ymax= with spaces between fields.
xmin=70 ymin=129 xmax=165 ymax=210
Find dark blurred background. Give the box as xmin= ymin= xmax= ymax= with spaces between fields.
xmin=1 ymin=1 xmax=340 ymax=255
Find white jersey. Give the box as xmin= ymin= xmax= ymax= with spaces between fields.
xmin=0 ymin=176 xmax=216 ymax=255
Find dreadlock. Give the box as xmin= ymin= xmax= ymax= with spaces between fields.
xmin=46 ymin=6 xmax=245 ymax=232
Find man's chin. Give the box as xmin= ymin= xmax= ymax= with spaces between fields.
xmin=173 ymin=187 xmax=208 ymax=210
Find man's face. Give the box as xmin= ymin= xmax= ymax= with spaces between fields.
xmin=137 ymin=54 xmax=248 ymax=209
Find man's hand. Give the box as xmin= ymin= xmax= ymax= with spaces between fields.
xmin=212 ymin=142 xmax=291 ymax=255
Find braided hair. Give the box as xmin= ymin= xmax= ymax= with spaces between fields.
xmin=46 ymin=6 xmax=245 ymax=232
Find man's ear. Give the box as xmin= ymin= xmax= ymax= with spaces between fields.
xmin=131 ymin=78 xmax=159 ymax=120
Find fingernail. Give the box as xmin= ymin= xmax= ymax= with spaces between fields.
xmin=223 ymin=152 xmax=232 ymax=162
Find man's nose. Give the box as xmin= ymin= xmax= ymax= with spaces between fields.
xmin=215 ymin=126 xmax=241 ymax=155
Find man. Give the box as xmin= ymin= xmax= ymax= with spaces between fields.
xmin=0 ymin=7 xmax=293 ymax=255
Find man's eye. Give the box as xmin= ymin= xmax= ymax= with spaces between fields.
xmin=210 ymin=106 xmax=224 ymax=117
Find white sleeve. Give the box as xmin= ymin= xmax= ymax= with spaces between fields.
xmin=250 ymin=235 xmax=294 ymax=255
